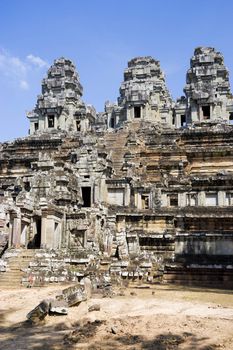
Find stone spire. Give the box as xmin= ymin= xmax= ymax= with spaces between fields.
xmin=184 ymin=47 xmax=233 ymax=124
xmin=40 ymin=57 xmax=83 ymax=106
xmin=104 ymin=56 xmax=173 ymax=128
xmin=27 ymin=57 xmax=95 ymax=134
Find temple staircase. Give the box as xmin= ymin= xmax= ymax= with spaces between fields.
xmin=104 ymin=129 xmax=129 ymax=177
xmin=0 ymin=249 xmax=36 ymax=289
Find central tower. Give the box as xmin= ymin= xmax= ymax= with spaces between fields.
xmin=105 ymin=56 xmax=173 ymax=128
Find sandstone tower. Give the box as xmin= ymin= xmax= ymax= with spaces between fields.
xmin=27 ymin=57 xmax=96 ymax=134
xmin=104 ymin=56 xmax=173 ymax=128
xmin=1 ymin=47 xmax=233 ymax=289
xmin=184 ymin=47 xmax=233 ymax=125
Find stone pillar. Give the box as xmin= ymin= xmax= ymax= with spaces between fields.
xmin=54 ymin=114 xmax=58 ymax=129
xmin=218 ymin=191 xmax=225 ymax=206
xmin=54 ymin=222 xmax=61 ymax=249
xmin=12 ymin=217 xmax=21 ymax=248
xmin=161 ymin=193 xmax=168 ymax=207
xmin=175 ymin=114 xmax=180 ymax=128
xmin=115 ymin=113 xmax=120 ymax=126
xmin=127 ymin=107 xmax=132 ymax=121
xmin=8 ymin=220 xmax=13 ymax=248
xmin=124 ymin=185 xmax=130 ymax=206
xmin=134 ymin=192 xmax=139 ymax=208
xmin=99 ymin=177 xmax=107 ymax=203
xmin=93 ymin=182 xmax=99 ymax=204
xmin=198 ymin=191 xmax=205 ymax=206
xmin=41 ymin=216 xmax=47 ymax=248
xmin=45 ymin=217 xmax=55 ymax=249
xmin=210 ymin=105 xmax=213 ymax=120
xmin=178 ymin=192 xmax=186 ymax=207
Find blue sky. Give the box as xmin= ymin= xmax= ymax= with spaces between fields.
xmin=1 ymin=0 xmax=233 ymax=141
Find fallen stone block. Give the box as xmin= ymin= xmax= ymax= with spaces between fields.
xmin=88 ymin=303 xmax=101 ymax=312
xmin=26 ymin=299 xmax=50 ymax=323
xmin=59 ymin=284 xmax=87 ymax=307
xmin=49 ymin=299 xmax=68 ymax=315
xmin=111 ymin=326 xmax=118 ymax=334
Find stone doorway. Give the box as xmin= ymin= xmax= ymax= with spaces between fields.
xmin=82 ymin=187 xmax=91 ymax=207
xmin=27 ymin=217 xmax=41 ymax=249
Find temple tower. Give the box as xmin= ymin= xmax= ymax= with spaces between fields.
xmin=184 ymin=47 xmax=233 ymax=125
xmin=105 ymin=56 xmax=173 ymax=128
xmin=27 ymin=57 xmax=95 ymax=134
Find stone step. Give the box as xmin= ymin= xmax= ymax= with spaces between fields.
xmin=6 ymin=265 xmax=30 ymax=269
xmin=0 ymin=279 xmax=23 ymax=284
xmin=9 ymin=260 xmax=32 ymax=264
xmin=7 ymin=260 xmax=32 ymax=263
xmin=0 ymin=278 xmax=23 ymax=281
xmin=0 ymin=279 xmax=23 ymax=286
xmin=0 ymin=249 xmax=37 ymax=288
xmin=0 ymin=270 xmax=23 ymax=275
xmin=2 ymin=286 xmax=25 ymax=289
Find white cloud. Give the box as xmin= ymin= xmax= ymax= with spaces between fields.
xmin=0 ymin=49 xmax=27 ymax=78
xmin=9 ymin=57 xmax=27 ymax=74
xmin=20 ymin=80 xmax=29 ymax=90
xmin=27 ymin=54 xmax=49 ymax=68
xmin=0 ymin=48 xmax=48 ymax=91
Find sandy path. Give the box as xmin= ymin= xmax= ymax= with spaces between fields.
xmin=0 ymin=285 xmax=233 ymax=349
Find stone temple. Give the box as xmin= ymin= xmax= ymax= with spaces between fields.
xmin=1 ymin=47 xmax=233 ymax=289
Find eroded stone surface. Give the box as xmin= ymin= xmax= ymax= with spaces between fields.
xmin=1 ymin=47 xmax=233 ymax=289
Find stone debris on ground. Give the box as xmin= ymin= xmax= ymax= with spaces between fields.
xmin=26 ymin=299 xmax=50 ymax=324
xmin=88 ymin=303 xmax=101 ymax=312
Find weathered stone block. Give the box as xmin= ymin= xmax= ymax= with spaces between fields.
xmin=49 ymin=299 xmax=68 ymax=315
xmin=26 ymin=300 xmax=50 ymax=323
xmin=59 ymin=284 xmax=87 ymax=306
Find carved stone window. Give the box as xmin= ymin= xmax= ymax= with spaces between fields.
xmin=141 ymin=194 xmax=149 ymax=209
xmin=169 ymin=194 xmax=178 ymax=207
xmin=48 ymin=115 xmax=55 ymax=128
xmin=71 ymin=229 xmax=86 ymax=248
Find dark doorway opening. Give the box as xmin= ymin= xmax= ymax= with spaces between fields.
xmin=181 ymin=114 xmax=186 ymax=127
xmin=82 ymin=187 xmax=91 ymax=207
xmin=34 ymin=122 xmax=39 ymax=131
xmin=34 ymin=218 xmax=41 ymax=247
xmin=110 ymin=117 xmax=115 ymax=128
xmin=28 ymin=217 xmax=41 ymax=249
xmin=202 ymin=106 xmax=210 ymax=119
xmin=76 ymin=120 xmax=81 ymax=131
xmin=134 ymin=106 xmax=141 ymax=118
xmin=230 ymin=113 xmax=233 ymax=125
xmin=48 ymin=115 xmax=55 ymax=128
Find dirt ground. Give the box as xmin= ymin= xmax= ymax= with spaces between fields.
xmin=0 ymin=284 xmax=233 ymax=350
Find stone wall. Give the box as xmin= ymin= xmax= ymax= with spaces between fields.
xmin=1 ymin=47 xmax=233 ymax=289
